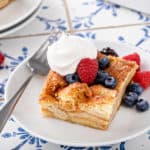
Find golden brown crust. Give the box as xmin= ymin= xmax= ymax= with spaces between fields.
xmin=39 ymin=52 xmax=138 ymax=130
xmin=39 ymin=71 xmax=67 ymax=97
xmin=56 ymin=82 xmax=92 ymax=111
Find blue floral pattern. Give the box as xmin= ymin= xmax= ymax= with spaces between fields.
xmin=118 ymin=25 xmax=150 ymax=47
xmin=36 ymin=16 xmax=67 ymax=31
xmin=0 ymin=47 xmax=28 ymax=72
xmin=100 ymin=146 xmax=112 ymax=150
xmin=0 ymin=101 xmax=3 ymax=107
xmin=36 ymin=5 xmax=67 ymax=31
xmin=0 ymin=79 xmax=7 ymax=97
xmin=41 ymin=6 xmax=49 ymax=10
xmin=1 ymin=127 xmax=47 ymax=150
xmin=72 ymin=0 xmax=120 ymax=29
xmin=136 ymin=25 xmax=150 ymax=46
xmin=147 ymin=130 xmax=150 ymax=140
xmin=118 ymin=36 xmax=125 ymax=43
xmin=75 ymin=32 xmax=96 ymax=39
xmin=119 ymin=142 xmax=126 ymax=150
xmin=60 ymin=142 xmax=126 ymax=150
xmin=60 ymin=145 xmax=94 ymax=150
xmin=135 ymin=11 xmax=150 ymax=22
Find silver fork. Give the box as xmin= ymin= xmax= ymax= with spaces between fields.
xmin=0 ymin=31 xmax=62 ymax=132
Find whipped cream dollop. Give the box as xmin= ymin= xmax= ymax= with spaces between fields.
xmin=47 ymin=33 xmax=97 ymax=76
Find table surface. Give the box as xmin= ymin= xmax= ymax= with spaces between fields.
xmin=0 ymin=0 xmax=150 ymax=149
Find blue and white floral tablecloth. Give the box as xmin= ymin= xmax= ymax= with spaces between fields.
xmin=0 ymin=0 xmax=150 ymax=149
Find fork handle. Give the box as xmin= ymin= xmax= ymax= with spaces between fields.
xmin=0 ymin=74 xmax=34 ymax=132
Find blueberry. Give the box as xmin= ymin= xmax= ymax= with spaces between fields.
xmin=65 ymin=73 xmax=80 ymax=83
xmin=104 ymin=76 xmax=117 ymax=88
xmin=100 ymin=47 xmax=118 ymax=57
xmin=136 ymin=99 xmax=149 ymax=112
xmin=127 ymin=83 xmax=143 ymax=95
xmin=123 ymin=92 xmax=138 ymax=107
xmin=98 ymin=57 xmax=110 ymax=69
xmin=95 ymin=70 xmax=109 ymax=84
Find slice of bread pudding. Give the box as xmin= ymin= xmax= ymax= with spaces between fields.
xmin=39 ymin=52 xmax=138 ymax=130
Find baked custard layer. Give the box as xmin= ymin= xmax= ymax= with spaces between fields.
xmin=39 ymin=53 xmax=138 ymax=130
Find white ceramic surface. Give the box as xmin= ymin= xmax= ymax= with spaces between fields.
xmin=0 ymin=0 xmax=42 ymax=31
xmin=66 ymin=0 xmax=150 ymax=31
xmin=5 ymin=41 xmax=150 ymax=147
xmin=0 ymin=4 xmax=41 ymax=38
xmin=110 ymin=0 xmax=150 ymax=14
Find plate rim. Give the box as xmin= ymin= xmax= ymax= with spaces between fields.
xmin=0 ymin=2 xmax=41 ymax=38
xmin=4 ymin=41 xmax=150 ymax=147
xmin=0 ymin=0 xmax=42 ymax=31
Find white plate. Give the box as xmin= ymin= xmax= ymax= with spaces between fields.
xmin=0 ymin=0 xmax=42 ymax=31
xmin=5 ymin=41 xmax=150 ymax=147
xmin=0 ymin=3 xmax=41 ymax=38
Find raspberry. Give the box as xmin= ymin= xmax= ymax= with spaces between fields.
xmin=77 ymin=58 xmax=98 ymax=84
xmin=0 ymin=51 xmax=5 ymax=65
xmin=123 ymin=52 xmax=140 ymax=70
xmin=133 ymin=71 xmax=150 ymax=89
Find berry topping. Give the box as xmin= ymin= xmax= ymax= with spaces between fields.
xmin=136 ymin=99 xmax=149 ymax=112
xmin=126 ymin=83 xmax=143 ymax=95
xmin=77 ymin=58 xmax=98 ymax=84
xmin=123 ymin=52 xmax=140 ymax=70
xmin=65 ymin=73 xmax=80 ymax=83
xmin=123 ymin=92 xmax=138 ymax=107
xmin=100 ymin=47 xmax=118 ymax=57
xmin=104 ymin=76 xmax=117 ymax=89
xmin=98 ymin=57 xmax=110 ymax=69
xmin=133 ymin=71 xmax=150 ymax=89
xmin=0 ymin=51 xmax=5 ymax=65
xmin=95 ymin=70 xmax=109 ymax=84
